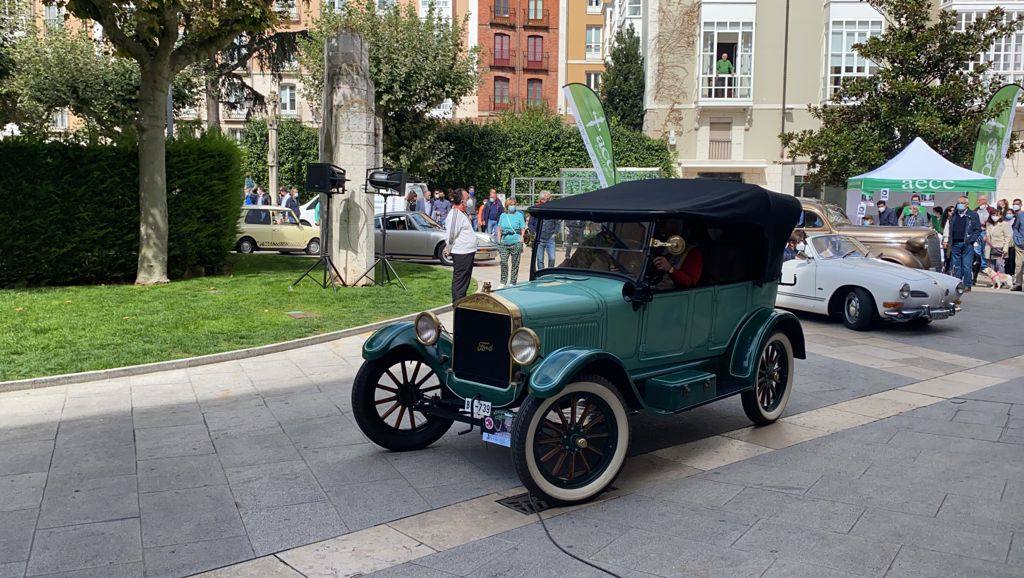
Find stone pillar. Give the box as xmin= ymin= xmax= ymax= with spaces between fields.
xmin=320 ymin=31 xmax=381 ymax=285
xmin=267 ymin=90 xmax=280 ymax=204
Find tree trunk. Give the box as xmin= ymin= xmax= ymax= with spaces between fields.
xmin=205 ymin=65 xmax=221 ymax=131
xmin=135 ymin=63 xmax=171 ymax=285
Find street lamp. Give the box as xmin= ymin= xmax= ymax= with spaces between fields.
xmin=268 ymin=89 xmax=280 ymax=204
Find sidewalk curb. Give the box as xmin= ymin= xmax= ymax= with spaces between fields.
xmin=0 ymin=304 xmax=453 ymax=394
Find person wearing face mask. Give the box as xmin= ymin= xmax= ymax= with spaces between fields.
xmin=430 ymin=191 xmax=451 ymax=224
xmin=985 ymin=210 xmax=1012 ymax=283
xmin=1011 ymin=198 xmax=1024 ymax=291
xmin=496 ymin=198 xmax=526 ymax=287
xmin=976 ymin=196 xmax=995 ymax=229
xmin=900 ymin=194 xmax=922 ymax=223
xmin=942 ymin=195 xmax=982 ymax=291
xmin=876 ymin=200 xmax=898 ymax=226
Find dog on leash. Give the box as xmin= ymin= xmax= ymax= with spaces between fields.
xmin=983 ymin=267 xmax=1013 ymax=289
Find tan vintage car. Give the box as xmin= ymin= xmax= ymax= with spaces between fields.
xmin=235 ymin=205 xmax=321 ymax=255
xmin=797 ymin=200 xmax=941 ymax=271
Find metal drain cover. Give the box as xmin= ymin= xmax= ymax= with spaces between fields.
xmin=496 ymin=492 xmax=550 ymax=515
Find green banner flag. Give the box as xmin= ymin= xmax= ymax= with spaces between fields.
xmin=563 ymin=83 xmax=617 ymax=188
xmin=970 ymin=83 xmax=1021 ymax=206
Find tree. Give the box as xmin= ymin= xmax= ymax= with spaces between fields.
xmin=4 ymin=25 xmax=198 ymax=142
xmin=781 ymin=0 xmax=1022 ymax=188
xmin=297 ymin=0 xmax=477 ymax=175
xmin=239 ymin=117 xmax=318 ymax=198
xmin=62 ymin=0 xmax=278 ymax=284
xmin=600 ymin=24 xmax=645 ymax=132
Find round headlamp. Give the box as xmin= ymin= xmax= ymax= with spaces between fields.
xmin=414 ymin=311 xmax=441 ymax=346
xmin=899 ymin=283 xmax=911 ymax=299
xmin=956 ymin=282 xmax=965 ymax=296
xmin=509 ymin=327 xmax=541 ymax=366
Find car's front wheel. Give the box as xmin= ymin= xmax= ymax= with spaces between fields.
xmin=306 ymin=238 xmax=321 ymax=256
xmin=511 ymin=376 xmax=629 ymax=506
xmin=741 ymin=332 xmax=794 ymax=425
xmin=351 ymin=350 xmax=454 ymax=452
xmin=841 ymin=287 xmax=875 ymax=331
xmin=236 ymin=237 xmax=256 ymax=254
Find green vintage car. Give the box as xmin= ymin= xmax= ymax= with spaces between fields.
xmin=352 ymin=179 xmax=806 ymax=505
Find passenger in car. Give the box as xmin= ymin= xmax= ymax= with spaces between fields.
xmin=651 ymin=219 xmax=703 ymax=290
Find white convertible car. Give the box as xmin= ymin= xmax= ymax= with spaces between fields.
xmin=777 ymin=234 xmax=964 ymax=330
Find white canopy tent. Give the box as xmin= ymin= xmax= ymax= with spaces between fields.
xmin=845 ymin=138 xmax=997 ymax=223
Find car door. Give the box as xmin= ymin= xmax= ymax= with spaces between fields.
xmin=779 ymin=253 xmax=822 ymax=313
xmin=242 ymin=208 xmax=274 ymax=248
xmin=380 ymin=215 xmax=421 ymax=257
xmin=639 ymin=289 xmax=694 ymax=363
xmin=275 ymin=210 xmax=310 ymax=250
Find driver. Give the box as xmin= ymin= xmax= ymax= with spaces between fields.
xmin=651 ymin=219 xmax=703 ymax=290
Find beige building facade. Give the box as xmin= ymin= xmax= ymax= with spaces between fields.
xmin=644 ymin=0 xmax=1024 ymax=201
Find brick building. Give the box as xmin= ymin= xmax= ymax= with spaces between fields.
xmin=477 ymin=0 xmax=560 ymax=116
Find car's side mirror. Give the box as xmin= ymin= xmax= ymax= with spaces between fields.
xmin=622 ymin=281 xmax=653 ymax=310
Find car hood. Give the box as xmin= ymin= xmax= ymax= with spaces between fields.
xmin=830 ymin=256 xmax=934 ymax=282
xmin=492 ymin=274 xmax=623 ymax=323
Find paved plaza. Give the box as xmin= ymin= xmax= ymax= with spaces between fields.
xmin=1 ymin=269 xmax=1024 ymax=577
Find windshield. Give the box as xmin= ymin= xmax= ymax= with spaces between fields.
xmin=540 ymin=220 xmax=651 ymax=279
xmin=811 ymin=235 xmax=868 ymax=259
xmin=824 ymin=204 xmax=851 ymax=226
xmin=409 ymin=212 xmax=443 ymax=230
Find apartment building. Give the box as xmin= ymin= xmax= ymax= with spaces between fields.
xmin=643 ymin=0 xmax=1024 ymax=199
xmin=476 ymin=0 xmax=560 ymax=115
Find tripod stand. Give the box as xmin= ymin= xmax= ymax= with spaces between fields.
xmin=354 ymin=191 xmax=406 ymax=289
xmin=291 ymin=187 xmax=347 ymax=291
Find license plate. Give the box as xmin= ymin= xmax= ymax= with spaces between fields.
xmin=482 ymin=410 xmax=515 ymax=447
xmin=464 ymin=398 xmax=491 ymax=419
xmin=930 ymin=309 xmax=951 ymax=320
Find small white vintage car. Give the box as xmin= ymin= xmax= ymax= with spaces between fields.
xmin=777 ymin=234 xmax=964 ymax=330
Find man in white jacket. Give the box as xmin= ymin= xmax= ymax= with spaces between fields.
xmin=445 ymin=193 xmax=477 ymax=303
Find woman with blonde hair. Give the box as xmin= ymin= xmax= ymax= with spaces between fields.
xmin=496 ymin=197 xmax=527 ymax=287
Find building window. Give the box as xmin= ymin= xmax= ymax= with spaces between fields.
xmin=793 ymin=175 xmax=821 ymax=199
xmin=528 ymin=0 xmax=542 ymax=20
xmin=280 ymin=84 xmax=297 ymax=115
xmin=585 ymin=71 xmax=602 ymax=91
xmin=377 ymin=0 xmax=395 ymax=9
xmin=699 ymin=20 xmax=754 ymax=100
xmin=493 ymin=77 xmax=511 ymax=109
xmin=585 ymin=26 xmax=602 ymax=60
xmin=527 ymin=35 xmax=543 ymax=63
xmin=49 ymin=108 xmax=68 ymax=131
xmin=493 ymin=33 xmax=510 ymax=66
xmin=274 ymin=0 xmax=299 ymax=20
xmin=527 ymin=79 xmax=543 ymax=106
xmin=959 ymin=10 xmax=1024 ymax=86
xmin=827 ymin=19 xmax=882 ymax=98
xmin=43 ymin=3 xmax=62 ymax=29
xmin=587 ymin=0 xmax=601 ymax=14
xmin=494 ymin=0 xmax=509 ymax=18
xmin=225 ymin=85 xmax=248 ymax=119
xmin=327 ymin=0 xmax=345 ymax=11
xmin=626 ymin=0 xmax=641 ymax=18
xmin=420 ymin=0 xmax=451 ymax=19
xmin=229 ymin=128 xmax=245 ymax=143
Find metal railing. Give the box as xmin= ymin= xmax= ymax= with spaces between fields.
xmin=699 ymin=74 xmax=752 ymax=100
xmin=491 ymin=95 xmax=515 ymax=112
xmin=709 ymin=139 xmax=732 ymax=160
xmin=490 ymin=6 xmax=516 ymax=26
xmin=490 ymin=48 xmax=516 ymax=68
xmin=522 ymin=52 xmax=549 ymax=70
xmin=522 ymin=8 xmax=550 ymax=27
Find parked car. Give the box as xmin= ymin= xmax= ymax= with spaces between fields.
xmin=235 ymin=206 xmax=320 ymax=255
xmin=797 ymin=199 xmax=941 ymax=271
xmin=777 ymin=234 xmax=964 ymax=331
xmin=375 ymin=211 xmax=496 ymax=266
xmin=351 ymin=180 xmax=806 ymax=505
xmin=299 ymin=182 xmax=430 ymax=226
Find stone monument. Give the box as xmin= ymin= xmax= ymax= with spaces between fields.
xmin=320 ymin=30 xmax=381 ymax=285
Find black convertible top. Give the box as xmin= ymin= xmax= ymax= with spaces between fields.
xmin=528 ymin=178 xmax=803 ymax=282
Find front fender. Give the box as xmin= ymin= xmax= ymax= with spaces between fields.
xmin=528 ymin=348 xmax=641 ymax=408
xmin=729 ymin=308 xmax=806 ymax=381
xmin=362 ymin=321 xmax=420 ymax=360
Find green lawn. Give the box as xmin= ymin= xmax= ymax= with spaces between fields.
xmin=0 ymin=255 xmax=461 ymax=381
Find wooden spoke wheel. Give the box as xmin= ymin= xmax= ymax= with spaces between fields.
xmin=352 ymin=350 xmax=453 ymax=452
xmin=741 ymin=332 xmax=794 ymax=425
xmin=512 ymin=376 xmax=630 ymax=506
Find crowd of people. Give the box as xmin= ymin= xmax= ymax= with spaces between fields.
xmin=241 ymin=173 xmax=307 ymax=223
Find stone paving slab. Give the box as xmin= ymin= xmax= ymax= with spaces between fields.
xmin=2 ymin=289 xmax=1023 ymax=577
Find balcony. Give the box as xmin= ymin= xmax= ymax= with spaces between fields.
xmin=522 ymin=8 xmax=550 ymax=28
xmin=491 ymin=96 xmax=516 ymax=112
xmin=490 ymin=7 xmax=516 ymax=27
xmin=699 ymin=74 xmax=753 ymax=103
xmin=709 ymin=139 xmax=732 ymax=160
xmin=522 ymin=52 xmax=549 ymax=71
xmin=490 ymin=49 xmax=516 ymax=69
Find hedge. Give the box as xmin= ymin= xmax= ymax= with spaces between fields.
xmin=239 ymin=118 xmax=320 ymax=201
xmin=0 ymin=134 xmax=243 ymax=287
xmin=430 ymin=108 xmax=676 ymax=192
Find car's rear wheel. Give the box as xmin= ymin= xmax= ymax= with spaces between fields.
xmin=741 ymin=332 xmax=794 ymax=425
xmin=511 ymin=375 xmax=629 ymax=506
xmin=236 ymin=237 xmax=256 ymax=254
xmin=351 ymin=350 xmax=453 ymax=452
xmin=435 ymin=243 xmax=453 ymax=266
xmin=306 ymin=238 xmax=321 ymax=256
xmin=841 ymin=287 xmax=875 ymax=331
